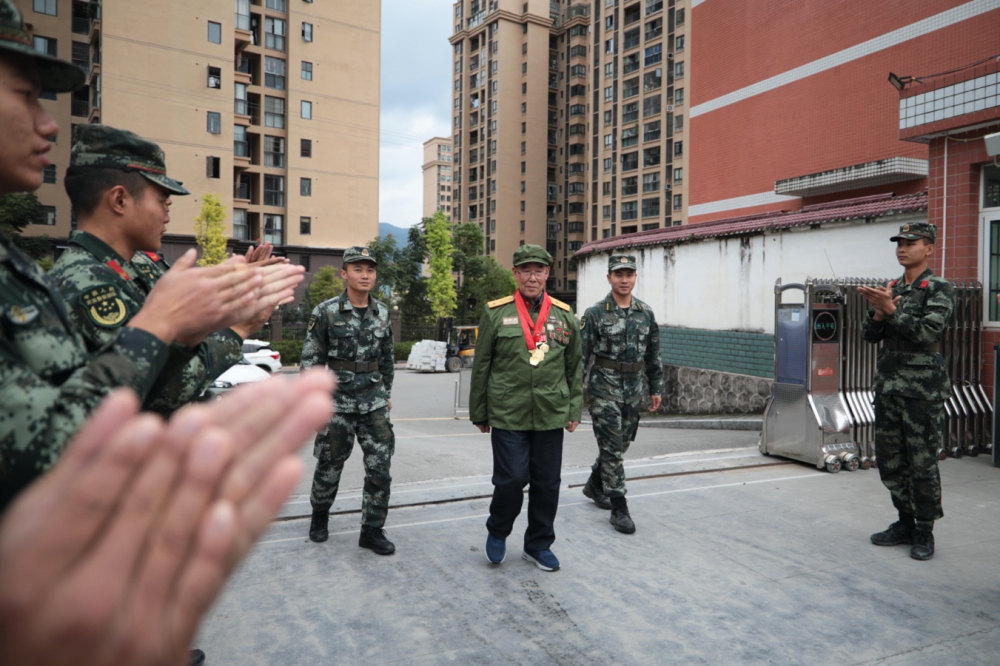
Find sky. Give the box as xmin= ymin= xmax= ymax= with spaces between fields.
xmin=379 ymin=0 xmax=454 ymax=228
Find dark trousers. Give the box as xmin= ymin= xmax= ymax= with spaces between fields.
xmin=486 ymin=428 xmax=564 ymax=552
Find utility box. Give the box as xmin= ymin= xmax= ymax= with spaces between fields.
xmin=761 ymin=281 xmax=862 ymax=473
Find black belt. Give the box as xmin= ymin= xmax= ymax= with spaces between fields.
xmin=594 ymin=357 xmax=644 ymax=373
xmin=328 ymin=359 xmax=379 ymax=372
xmin=882 ymin=339 xmax=940 ymax=353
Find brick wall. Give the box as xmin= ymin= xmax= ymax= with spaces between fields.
xmin=660 ymin=327 xmax=774 ymax=378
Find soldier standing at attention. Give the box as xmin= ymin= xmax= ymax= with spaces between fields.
xmin=470 ymin=244 xmax=583 ymax=572
xmin=303 ymin=247 xmax=397 ymax=555
xmin=49 ymin=124 xmax=303 ymax=414
xmin=859 ymin=222 xmax=954 ymax=561
xmin=580 ymin=253 xmax=662 ymax=534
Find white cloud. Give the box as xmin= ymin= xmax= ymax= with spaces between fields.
xmin=378 ymin=108 xmax=449 ymax=227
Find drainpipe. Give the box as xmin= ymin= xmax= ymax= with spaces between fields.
xmin=942 ymin=136 xmax=948 ymax=278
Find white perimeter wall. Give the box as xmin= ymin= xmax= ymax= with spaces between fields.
xmin=576 ymin=212 xmax=926 ymax=335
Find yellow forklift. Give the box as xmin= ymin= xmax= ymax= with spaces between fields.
xmin=445 ymin=325 xmax=478 ymax=373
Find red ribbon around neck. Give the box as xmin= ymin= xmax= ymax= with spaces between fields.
xmin=513 ymin=291 xmax=551 ymax=351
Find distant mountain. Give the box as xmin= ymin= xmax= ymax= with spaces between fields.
xmin=379 ymin=222 xmax=410 ymax=241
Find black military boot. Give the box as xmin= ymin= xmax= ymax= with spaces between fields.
xmin=359 ymin=525 xmax=396 ymax=555
xmin=609 ymin=496 xmax=636 ymax=534
xmin=910 ymin=529 xmax=935 ymax=560
xmin=582 ymin=469 xmax=612 ymax=510
xmin=309 ymin=509 xmax=329 ymax=543
xmin=189 ymin=649 xmax=206 ymax=666
xmin=870 ymin=513 xmax=915 ymax=546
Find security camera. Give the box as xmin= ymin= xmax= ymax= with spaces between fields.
xmin=986 ymin=131 xmax=1000 ymax=158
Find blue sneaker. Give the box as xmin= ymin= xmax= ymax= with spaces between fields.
xmin=522 ymin=548 xmax=560 ymax=571
xmin=485 ymin=534 xmax=506 ymax=564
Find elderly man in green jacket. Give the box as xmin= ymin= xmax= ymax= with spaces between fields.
xmin=470 ymin=244 xmax=583 ymax=572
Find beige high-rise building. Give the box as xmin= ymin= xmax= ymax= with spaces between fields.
xmin=17 ymin=0 xmax=380 ymax=273
xmin=422 ymin=137 xmax=454 ymax=220
xmin=448 ymin=0 xmax=688 ymax=304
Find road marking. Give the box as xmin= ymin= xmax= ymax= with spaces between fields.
xmin=260 ymin=470 xmax=826 ymax=546
xmin=392 ymin=417 xmax=459 ymax=421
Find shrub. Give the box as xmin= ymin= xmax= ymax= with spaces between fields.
xmin=270 ymin=340 xmax=304 ymax=365
xmin=394 ymin=341 xmax=415 ymax=362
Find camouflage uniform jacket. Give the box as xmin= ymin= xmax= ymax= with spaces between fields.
xmin=862 ymin=268 xmax=954 ymax=401
xmin=581 ymin=292 xmax=663 ymax=406
xmin=470 ymin=292 xmax=583 ymax=431
xmin=49 ymin=231 xmax=243 ymax=413
xmin=0 ymin=232 xmax=169 ymax=510
xmin=301 ymin=291 xmax=394 ymax=414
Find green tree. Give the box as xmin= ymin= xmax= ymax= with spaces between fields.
xmin=458 ymin=256 xmax=516 ymax=321
xmin=0 ymin=193 xmax=51 ymax=262
xmin=304 ymin=266 xmax=344 ymax=310
xmin=425 ymin=211 xmax=456 ymax=319
xmin=451 ymin=221 xmax=484 ymax=279
xmin=366 ymin=233 xmax=403 ymax=301
xmin=194 ymin=193 xmax=228 ymax=266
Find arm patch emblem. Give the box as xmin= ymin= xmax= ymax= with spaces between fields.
xmin=308 ymin=315 xmax=317 ymax=331
xmin=81 ymin=284 xmax=129 ymax=328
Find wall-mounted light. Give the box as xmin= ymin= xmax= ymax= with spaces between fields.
xmin=887 ymin=72 xmax=913 ymax=91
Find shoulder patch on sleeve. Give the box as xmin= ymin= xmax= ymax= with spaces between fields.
xmin=80 ymin=284 xmax=129 ymax=328
xmin=488 ymin=295 xmax=515 ymax=308
xmin=549 ymin=297 xmax=571 ymax=311
xmin=308 ymin=315 xmax=317 ymax=331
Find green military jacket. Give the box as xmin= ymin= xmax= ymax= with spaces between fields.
xmin=49 ymin=231 xmax=243 ymax=413
xmin=862 ymin=268 xmax=955 ymax=401
xmin=470 ymin=292 xmax=583 ymax=431
xmin=0 ymin=232 xmax=169 ymax=511
xmin=301 ymin=291 xmax=394 ymax=414
xmin=581 ymin=292 xmax=663 ymax=406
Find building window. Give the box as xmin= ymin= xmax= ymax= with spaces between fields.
xmin=642 ymin=197 xmax=660 ymax=218
xmin=569 ymin=104 xmax=586 ymax=116
xmin=604 ymin=157 xmax=613 ymax=173
xmin=604 ymin=85 xmax=614 ymax=102
xmin=206 ymin=156 xmax=221 ymax=179
xmin=522 ymin=82 xmax=527 ymax=94
xmin=263 ymin=175 xmax=285 ymax=207
xmin=570 ymin=64 xmax=586 ymax=77
xmin=675 ymin=35 xmax=686 ymax=52
xmin=265 ymin=17 xmax=287 ymax=51
xmin=675 ymin=88 xmax=684 ymax=105
xmin=42 ymin=165 xmax=56 ymax=184
xmin=646 ymin=0 xmax=663 ymax=14
xmin=264 ymin=136 xmax=285 ymax=167
xmin=643 ymin=120 xmax=661 ymax=142
xmin=233 ymin=209 xmax=249 ymax=240
xmin=673 ymin=194 xmax=683 ymax=211
xmin=675 ymin=61 xmax=684 ymax=79
xmin=602 ymin=205 xmax=611 ymax=219
xmin=302 ymin=22 xmax=313 ymax=42
xmin=643 ymin=146 xmax=661 ymax=167
xmin=644 ymin=95 xmax=661 ymax=118
xmin=673 ymin=167 xmax=683 ymax=183
xmin=264 ymin=214 xmax=284 ymax=245
xmin=33 ymin=35 xmax=56 ymax=56
xmin=301 ymin=100 xmax=312 ymax=119
xmin=623 ymin=102 xmax=639 ymax=123
xmin=623 ymin=53 xmax=640 ymax=75
xmin=264 ymin=96 xmax=285 ymax=128
xmin=569 ymin=183 xmax=585 ymax=195
xmin=623 ymin=28 xmax=640 ymax=50
xmin=35 ymin=205 xmax=56 ymax=226
xmin=676 ymin=8 xmax=685 ymax=25
xmin=645 ymin=18 xmax=662 ymax=41
xmin=206 ymin=111 xmax=221 ymax=134
xmin=623 ymin=77 xmax=639 ymax=99
xmin=207 ymin=21 xmax=222 ymax=44
xmin=520 ymin=201 xmax=525 ymax=212
xmin=264 ymin=56 xmax=286 ymax=89
xmin=300 ymin=217 xmax=311 ymax=235
xmin=207 ymin=66 xmax=221 ymax=89
xmin=622 ymin=176 xmax=638 ymax=195
xmin=621 ymin=201 xmax=637 ymax=221
xmin=674 ymin=140 xmax=683 ymax=156
xmin=234 ymin=125 xmax=248 ymax=157
xmin=644 ymin=44 xmax=662 ymax=66
xmin=643 ymin=68 xmax=662 ymax=92
xmin=604 ymin=62 xmax=614 ymax=78
xmin=622 ymin=152 xmax=638 ymax=171
xmin=300 ymin=138 xmax=312 ymax=157
xmin=300 ymin=178 xmax=312 ymax=197
xmin=622 ymin=125 xmax=638 ymax=148
xmin=521 ymin=141 xmax=526 ymax=154
xmin=266 ymin=0 xmax=287 ymax=10
xmin=301 ymin=61 xmax=313 ymax=80
xmin=643 ymin=172 xmax=660 ymax=193
xmin=569 ymin=202 xmax=585 ymax=214
xmin=604 ymin=110 xmax=613 ymax=125
xmin=33 ymin=0 xmax=57 ymax=16
xmin=674 ymin=114 xmax=684 ymax=131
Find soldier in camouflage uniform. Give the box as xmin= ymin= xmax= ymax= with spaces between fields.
xmin=581 ymin=253 xmax=663 ymax=534
xmin=860 ymin=221 xmax=954 ymax=561
xmin=303 ymin=246 xmax=397 ymax=555
xmin=49 ymin=125 xmax=300 ymax=413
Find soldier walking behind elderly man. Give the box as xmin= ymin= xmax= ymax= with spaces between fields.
xmin=580 ymin=253 xmax=662 ymax=534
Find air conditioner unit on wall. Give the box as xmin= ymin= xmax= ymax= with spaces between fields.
xmin=665 ymin=104 xmax=674 ymax=112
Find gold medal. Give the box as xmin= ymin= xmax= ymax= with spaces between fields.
xmin=539 ymin=343 xmax=549 ymax=353
xmin=529 ymin=348 xmax=544 ymax=366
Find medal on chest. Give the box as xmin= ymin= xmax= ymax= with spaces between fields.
xmin=514 ymin=291 xmax=553 ymax=366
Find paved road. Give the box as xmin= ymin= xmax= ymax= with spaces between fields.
xmin=286 ymin=368 xmax=760 ymax=515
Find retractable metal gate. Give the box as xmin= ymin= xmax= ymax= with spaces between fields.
xmin=762 ymin=278 xmax=992 ymax=472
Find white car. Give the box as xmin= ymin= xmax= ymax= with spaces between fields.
xmin=199 ymin=358 xmax=271 ymax=401
xmin=243 ymin=339 xmax=282 ymax=373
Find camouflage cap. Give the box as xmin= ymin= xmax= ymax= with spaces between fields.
xmin=889 ymin=221 xmax=936 ymax=243
xmin=0 ymin=0 xmax=86 ymax=93
xmin=69 ymin=124 xmax=190 ymax=196
xmin=512 ymin=244 xmax=553 ymax=267
xmin=608 ymin=253 xmax=637 ymax=272
xmin=343 ymin=246 xmax=377 ymax=265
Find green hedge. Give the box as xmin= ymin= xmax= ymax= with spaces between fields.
xmin=394 ymin=341 xmax=415 ymax=362
xmin=270 ymin=340 xmax=303 ymax=366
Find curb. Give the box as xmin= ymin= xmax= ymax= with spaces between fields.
xmin=641 ymin=418 xmax=762 ymax=431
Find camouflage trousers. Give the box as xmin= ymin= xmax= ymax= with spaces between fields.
xmin=589 ymin=397 xmax=641 ymax=497
xmin=310 ymin=407 xmax=395 ymax=527
xmin=873 ymin=394 xmax=944 ymax=524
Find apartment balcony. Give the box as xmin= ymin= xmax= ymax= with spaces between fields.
xmin=235 ymin=56 xmax=254 ymax=84
xmin=547 ymin=184 xmax=557 ymax=202
xmin=234 ymin=182 xmax=251 ymax=202
xmin=564 ymin=5 xmax=590 ymax=22
xmin=71 ymin=99 xmax=88 ymax=117
xmin=72 ymin=16 xmax=90 ymax=35
xmin=235 ymin=13 xmax=253 ymax=49
xmin=72 ymin=58 xmax=89 ymax=77
xmin=89 ymin=15 xmax=101 ymax=43
xmin=467 ymin=11 xmax=485 ymax=29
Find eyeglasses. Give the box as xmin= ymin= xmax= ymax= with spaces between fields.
xmin=515 ymin=268 xmax=549 ymax=278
